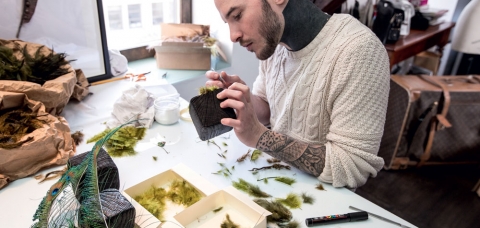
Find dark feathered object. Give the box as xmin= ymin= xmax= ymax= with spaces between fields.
xmin=189 ymin=87 xmax=236 ymax=141
xmin=0 ymin=43 xmax=73 ymax=85
xmin=22 ymin=45 xmax=73 ymax=85
xmin=253 ymin=199 xmax=292 ymax=223
xmin=0 ymin=106 xmax=44 ymax=149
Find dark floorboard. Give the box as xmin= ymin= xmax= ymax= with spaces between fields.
xmin=356 ymin=165 xmax=480 ymax=228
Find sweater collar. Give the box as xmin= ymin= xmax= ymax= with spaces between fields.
xmin=280 ymin=0 xmax=330 ymax=52
xmin=282 ymin=14 xmax=339 ymax=60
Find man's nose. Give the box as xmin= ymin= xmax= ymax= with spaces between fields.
xmin=229 ymin=27 xmax=242 ymax=43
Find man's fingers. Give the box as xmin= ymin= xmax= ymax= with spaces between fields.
xmin=205 ymin=70 xmax=220 ymax=80
xmin=221 ymin=118 xmax=241 ymax=129
xmin=220 ymin=99 xmax=245 ymax=110
xmin=227 ymin=82 xmax=251 ymax=102
xmin=205 ymin=80 xmax=224 ymax=88
xmin=217 ymin=88 xmax=244 ymax=100
xmin=222 ymin=72 xmax=245 ymax=85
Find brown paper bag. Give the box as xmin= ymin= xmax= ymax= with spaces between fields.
xmin=71 ymin=69 xmax=90 ymax=101
xmin=0 ymin=91 xmax=75 ymax=189
xmin=0 ymin=39 xmax=77 ymax=115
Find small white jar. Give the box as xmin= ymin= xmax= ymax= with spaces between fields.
xmin=154 ymin=96 xmax=180 ymax=125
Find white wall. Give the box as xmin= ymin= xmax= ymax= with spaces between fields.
xmin=192 ymin=0 xmax=233 ymax=65
xmin=427 ymin=0 xmax=459 ymax=22
xmin=425 ymin=0 xmax=459 ymax=75
xmin=175 ymin=0 xmax=260 ymax=101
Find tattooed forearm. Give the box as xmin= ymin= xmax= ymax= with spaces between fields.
xmin=256 ymin=130 xmax=326 ymax=176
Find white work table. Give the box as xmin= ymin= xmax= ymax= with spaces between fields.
xmin=0 ymin=78 xmax=416 ymax=228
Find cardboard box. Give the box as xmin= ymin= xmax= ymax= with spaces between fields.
xmin=155 ymin=23 xmax=212 ymax=70
xmin=414 ymin=51 xmax=441 ymax=75
xmin=154 ymin=44 xmax=211 ymax=70
xmin=161 ymin=23 xmax=210 ymax=39
xmin=174 ymin=186 xmax=271 ymax=228
xmin=122 ymin=163 xmax=218 ymax=228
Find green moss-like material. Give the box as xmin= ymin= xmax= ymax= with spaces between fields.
xmin=198 ymin=85 xmax=219 ymax=95
xmin=87 ymin=126 xmax=146 ymax=157
xmin=166 ymin=179 xmax=202 ymax=207
xmin=275 ymin=193 xmax=302 ymax=209
xmin=250 ymin=149 xmax=262 ymax=162
xmin=301 ymin=192 xmax=315 ymax=204
xmin=134 ymin=186 xmax=168 ymax=221
xmin=135 ymin=179 xmax=203 ymax=221
xmin=253 ymin=199 xmax=292 ymax=223
xmin=274 ymin=177 xmax=296 ymax=186
xmin=220 ymin=214 xmax=239 ymax=228
xmin=232 ymin=178 xmax=270 ymax=198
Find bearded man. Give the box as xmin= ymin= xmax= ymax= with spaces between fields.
xmin=206 ymin=0 xmax=390 ymax=189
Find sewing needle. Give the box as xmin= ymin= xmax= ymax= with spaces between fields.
xmin=211 ymin=68 xmax=227 ymax=87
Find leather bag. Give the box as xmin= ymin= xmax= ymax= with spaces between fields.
xmin=379 ymin=75 xmax=480 ymax=169
xmin=372 ymin=0 xmax=405 ymax=44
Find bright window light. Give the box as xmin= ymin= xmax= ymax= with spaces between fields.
xmin=103 ymin=0 xmax=179 ymax=50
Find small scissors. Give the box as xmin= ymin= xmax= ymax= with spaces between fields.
xmin=124 ymin=71 xmax=151 ymax=82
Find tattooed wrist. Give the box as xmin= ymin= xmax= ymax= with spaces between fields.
xmin=256 ymin=130 xmax=326 ymax=176
xmin=256 ymin=130 xmax=292 ymax=152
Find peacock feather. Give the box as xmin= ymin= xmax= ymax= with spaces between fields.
xmin=32 ymin=121 xmax=137 ymax=228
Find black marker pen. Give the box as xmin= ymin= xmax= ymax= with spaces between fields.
xmin=305 ymin=211 xmax=368 ymax=226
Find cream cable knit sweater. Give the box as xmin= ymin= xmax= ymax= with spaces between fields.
xmin=252 ymin=14 xmax=390 ymax=188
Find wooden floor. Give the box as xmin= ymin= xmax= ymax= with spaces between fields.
xmin=356 ymin=164 xmax=480 ymax=228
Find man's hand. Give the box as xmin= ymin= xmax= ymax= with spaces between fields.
xmin=205 ymin=71 xmax=246 ymax=88
xmin=217 ymin=82 xmax=268 ymax=147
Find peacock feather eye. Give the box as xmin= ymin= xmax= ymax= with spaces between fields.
xmin=51 ymin=188 xmax=59 ymax=196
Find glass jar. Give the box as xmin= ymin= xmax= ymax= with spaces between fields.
xmin=154 ymin=96 xmax=180 ymax=125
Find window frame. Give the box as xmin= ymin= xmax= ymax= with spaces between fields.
xmin=118 ymin=0 xmax=192 ymax=62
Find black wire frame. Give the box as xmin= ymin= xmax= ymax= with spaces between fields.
xmin=87 ymin=0 xmax=112 ymax=83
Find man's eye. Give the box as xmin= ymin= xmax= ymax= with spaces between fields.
xmin=234 ymin=13 xmax=242 ymax=21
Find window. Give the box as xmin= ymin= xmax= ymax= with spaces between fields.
xmin=107 ymin=5 xmax=123 ymax=30
xmin=103 ymin=0 xmax=182 ymax=50
xmin=128 ymin=4 xmax=142 ymax=28
xmin=152 ymin=3 xmax=164 ymax=25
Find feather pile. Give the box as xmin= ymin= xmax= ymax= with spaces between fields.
xmin=0 ymin=106 xmax=45 ymax=149
xmin=0 ymin=43 xmax=73 ymax=85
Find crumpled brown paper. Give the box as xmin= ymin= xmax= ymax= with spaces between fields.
xmin=71 ymin=69 xmax=90 ymax=101
xmin=0 ymin=91 xmax=75 ymax=190
xmin=0 ymin=39 xmax=77 ymax=115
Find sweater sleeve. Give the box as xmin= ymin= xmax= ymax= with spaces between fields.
xmin=318 ymin=35 xmax=390 ymax=188
xmin=252 ymin=61 xmax=268 ymax=102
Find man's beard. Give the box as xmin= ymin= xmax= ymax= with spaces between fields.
xmin=257 ymin=0 xmax=282 ymax=60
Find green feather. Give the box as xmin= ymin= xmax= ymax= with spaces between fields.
xmin=232 ymin=178 xmax=271 ymax=198
xmin=32 ymin=120 xmax=139 ymax=227
xmin=275 ymin=193 xmax=302 ymax=209
xmin=250 ymin=149 xmax=262 ymax=161
xmin=274 ymin=177 xmax=296 ymax=186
